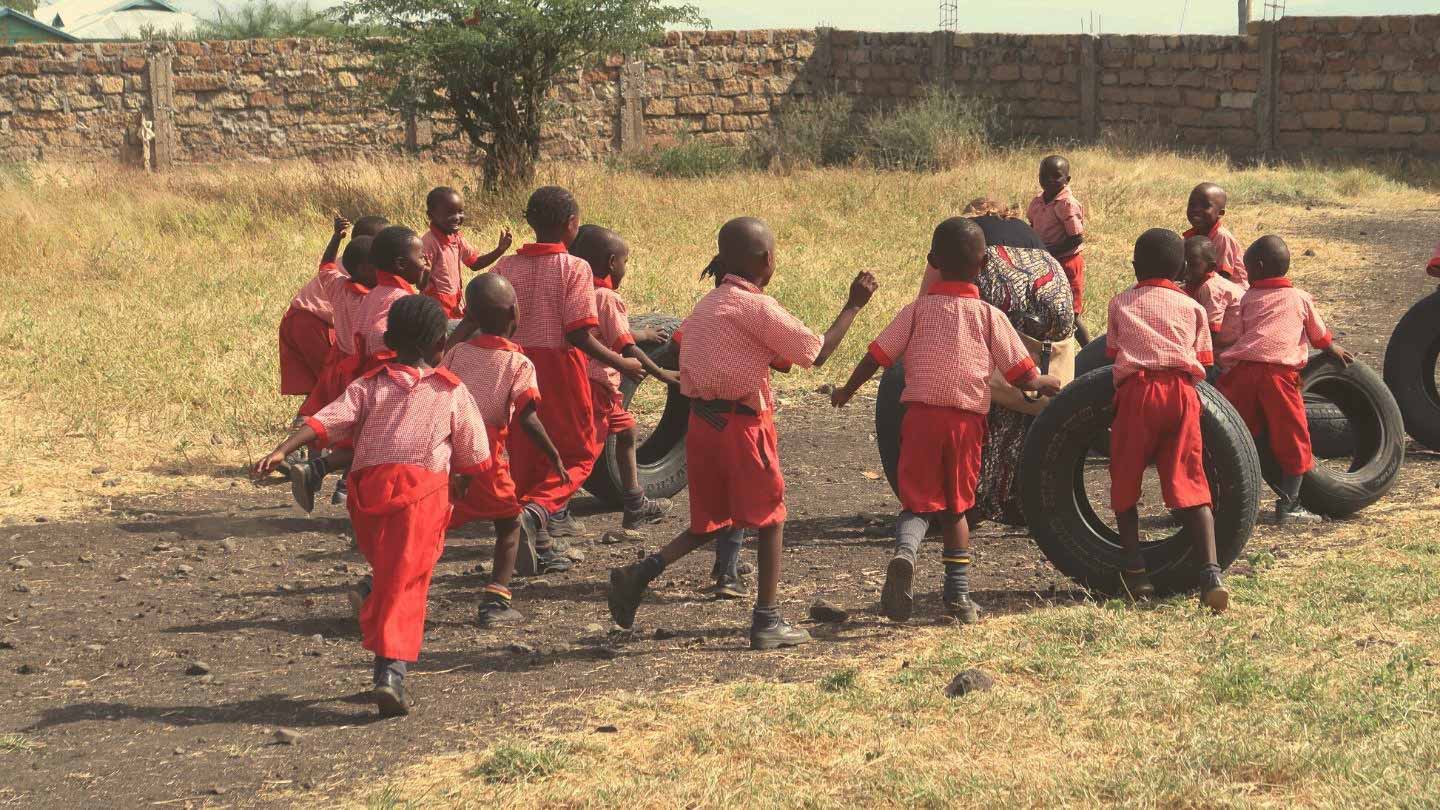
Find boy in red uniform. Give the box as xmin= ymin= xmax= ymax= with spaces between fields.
xmin=445 ymin=273 xmax=567 ymax=626
xmin=1027 ymin=155 xmax=1090 ymax=343
xmin=1183 ymin=235 xmax=1245 ymax=356
xmin=1107 ymin=228 xmax=1228 ymax=612
xmin=1183 ymin=182 xmax=1247 ymax=288
xmin=568 ymin=224 xmax=680 ymax=530
xmin=1218 ymin=235 xmax=1353 ymax=525
xmin=420 ymin=186 xmax=512 ymax=318
xmin=278 ymin=216 xmax=350 ymax=401
xmin=254 ymin=295 xmax=490 ymax=718
xmin=607 ymin=217 xmax=878 ymax=649
xmin=833 ymin=218 xmax=1062 ymax=623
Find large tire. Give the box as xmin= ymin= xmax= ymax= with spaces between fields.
xmin=875 ymin=362 xmax=906 ymax=494
xmin=582 ymin=314 xmax=689 ymax=508
xmin=1258 ymin=354 xmax=1403 ymax=518
xmin=1019 ymin=368 xmax=1260 ymax=597
xmin=1383 ymin=290 xmax=1440 ymax=450
xmin=1074 ymin=334 xmax=1110 ymax=378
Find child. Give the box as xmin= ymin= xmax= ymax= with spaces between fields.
xmin=1218 ymin=235 xmax=1353 ymax=524
xmin=444 ymin=273 xmax=568 ymax=626
xmin=567 ymin=224 xmax=680 ymax=530
xmin=1182 ymin=235 xmax=1245 ymax=355
xmin=1184 ymin=182 xmax=1247 ymax=287
xmin=1106 ymin=228 xmax=1227 ymax=613
xmin=1027 ymin=155 xmax=1090 ymax=343
xmin=278 ymin=216 xmax=350 ymax=400
xmin=832 ymin=218 xmax=1061 ymax=623
xmin=421 ymin=186 xmax=513 ymax=318
xmin=253 ymin=295 xmax=490 ymax=718
xmin=607 ymin=217 xmax=878 ymax=649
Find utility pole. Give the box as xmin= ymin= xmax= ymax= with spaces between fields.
xmin=1238 ymin=0 xmax=1253 ymax=34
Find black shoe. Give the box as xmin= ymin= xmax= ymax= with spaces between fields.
xmin=608 ymin=564 xmax=649 ymax=629
xmin=749 ymin=615 xmax=811 ymax=650
xmin=331 ymin=475 xmax=348 ymax=507
xmin=1200 ymin=571 xmax=1230 ymax=614
xmin=515 ymin=508 xmax=542 ymax=577
xmin=476 ymin=594 xmax=523 ymax=627
xmin=371 ymin=672 xmax=411 ymax=718
xmin=622 ymin=497 xmax=673 ymax=529
xmin=1121 ymin=568 xmax=1155 ymax=600
xmin=704 ymin=574 xmax=747 ymax=600
xmin=346 ymin=576 xmax=372 ymax=621
xmin=547 ymin=511 xmax=587 ymax=538
xmin=536 ymin=547 xmax=574 ymax=574
xmin=288 ymin=461 xmax=323 ymax=514
xmin=1271 ymin=500 xmax=1323 ymax=525
xmin=943 ymin=594 xmax=980 ymax=624
xmin=880 ymin=555 xmax=915 ymax=622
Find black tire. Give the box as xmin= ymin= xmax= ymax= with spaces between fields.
xmin=1305 ymin=396 xmax=1354 ymax=459
xmin=1258 ymin=354 xmax=1403 ymax=518
xmin=1019 ymin=368 xmax=1260 ymax=597
xmin=1383 ymin=290 xmax=1440 ymax=450
xmin=582 ymin=314 xmax=689 ymax=508
xmin=875 ymin=362 xmax=907 ymax=494
xmin=1074 ymin=334 xmax=1110 ymax=378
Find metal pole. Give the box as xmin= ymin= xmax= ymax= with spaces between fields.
xmin=1238 ymin=0 xmax=1253 ymax=34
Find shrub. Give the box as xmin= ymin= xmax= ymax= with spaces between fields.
xmin=625 ymin=138 xmax=751 ymax=178
xmin=859 ymin=89 xmax=997 ymax=172
xmin=751 ymin=94 xmax=859 ymax=170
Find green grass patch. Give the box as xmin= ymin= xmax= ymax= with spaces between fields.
xmin=466 ymin=740 xmax=572 ymax=784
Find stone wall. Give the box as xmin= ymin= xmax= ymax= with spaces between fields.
xmin=2 ymin=15 xmax=1438 ymax=166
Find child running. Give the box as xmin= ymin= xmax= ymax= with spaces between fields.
xmin=1027 ymin=155 xmax=1090 ymax=343
xmin=1217 ymin=235 xmax=1353 ymax=524
xmin=253 ymin=295 xmax=491 ymax=718
xmin=1184 ymin=182 xmax=1248 ymax=287
xmin=444 ymin=273 xmax=567 ymax=626
xmin=278 ymin=216 xmax=350 ymax=403
xmin=1106 ymin=228 xmax=1228 ymax=612
xmin=832 ymin=217 xmax=1061 ymax=623
xmin=1182 ymin=235 xmax=1245 ymax=356
xmin=607 ymin=217 xmax=878 ymax=649
xmin=420 ymin=186 xmax=512 ymax=318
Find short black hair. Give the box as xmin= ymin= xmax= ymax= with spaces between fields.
xmin=1041 ymin=154 xmax=1070 ymax=174
xmin=426 ymin=186 xmax=461 ymax=213
xmin=572 ymin=224 xmax=625 ymax=277
xmin=1245 ymin=234 xmax=1291 ymax=279
xmin=371 ymin=225 xmax=418 ymax=271
xmin=353 ymin=216 xmax=389 ymax=238
xmin=931 ymin=216 xmax=986 ymax=263
xmin=341 ymin=235 xmax=373 ymax=274
xmin=525 ymin=186 xmax=579 ymax=231
xmin=383 ymin=295 xmax=447 ymax=356
xmin=1133 ymin=228 xmax=1185 ymax=280
xmin=1184 ymin=235 xmax=1216 ymax=262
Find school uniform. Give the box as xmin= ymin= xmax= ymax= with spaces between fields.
xmin=1027 ymin=187 xmax=1087 ymax=313
xmin=443 ymin=335 xmax=540 ymax=524
xmin=1186 ymin=270 xmax=1245 ymax=340
xmin=868 ymin=281 xmax=1037 ymax=514
xmin=278 ymin=260 xmax=342 ymax=395
xmin=299 ymin=276 xmax=371 ymax=418
xmin=306 ymin=363 xmax=489 ymax=662
xmin=1106 ymin=279 xmax=1214 ymax=513
xmin=589 ymin=279 xmax=639 ymax=443
xmin=1216 ymin=277 xmax=1333 ymax=477
xmin=1427 ymin=241 xmax=1440 ymax=278
xmin=494 ymin=244 xmax=600 ymax=512
xmin=1184 ymin=221 xmax=1248 ymax=288
xmin=674 ymin=275 xmax=822 ymax=533
xmin=421 ymin=226 xmax=483 ymax=319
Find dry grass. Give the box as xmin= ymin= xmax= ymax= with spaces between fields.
xmin=0 ymin=151 xmax=1434 ymax=519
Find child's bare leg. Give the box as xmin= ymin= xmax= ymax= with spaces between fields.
xmin=618 ymin=426 xmax=672 ymax=528
xmin=477 ymin=515 xmax=525 ymax=627
xmin=1182 ymin=504 xmax=1228 ymax=612
xmin=749 ymin=522 xmax=810 ymax=648
xmin=607 ymin=529 xmax=715 ymax=628
xmin=1116 ymin=506 xmax=1154 ymax=598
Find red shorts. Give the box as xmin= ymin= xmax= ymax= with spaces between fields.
xmin=686 ymin=409 xmax=785 ymax=534
xmin=278 ymin=305 xmax=334 ymax=396
xmin=1218 ymin=361 xmax=1312 ymax=476
xmin=1059 ymin=253 xmax=1086 ymax=314
xmin=1110 ymin=371 xmax=1211 ymax=513
xmin=591 ymin=384 xmax=637 ymax=438
xmin=897 ymin=404 xmax=986 ymax=514
xmin=449 ymin=427 xmax=522 ymax=525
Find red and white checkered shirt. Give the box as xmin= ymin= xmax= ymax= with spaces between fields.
xmin=589 ymin=285 xmax=636 ymax=393
xmin=493 ymin=244 xmax=599 ymax=350
xmin=1184 ymin=221 xmax=1248 ymax=288
xmin=1186 ymin=271 xmax=1245 ymax=335
xmin=1106 ymin=279 xmax=1214 ymax=384
xmin=328 ymin=278 xmax=370 ymax=356
xmin=676 ymin=275 xmax=823 ymax=413
xmin=443 ymin=335 xmax=541 ymax=433
xmin=1027 ymin=187 xmax=1085 ymax=257
xmin=867 ymin=281 xmax=1037 ymax=414
xmin=1220 ymin=278 xmax=1333 ymax=369
xmin=355 ymin=272 xmax=417 ymax=357
xmin=306 ymin=363 xmax=490 ymax=475
xmin=422 ymin=226 xmax=483 ymax=310
xmin=1427 ymin=241 xmax=1440 ymax=279
xmin=289 ymin=260 xmax=346 ymax=324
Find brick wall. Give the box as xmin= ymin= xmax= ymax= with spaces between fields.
xmin=2 ymin=16 xmax=1439 ymax=166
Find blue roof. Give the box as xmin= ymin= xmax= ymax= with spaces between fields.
xmin=0 ymin=6 xmax=82 ymax=41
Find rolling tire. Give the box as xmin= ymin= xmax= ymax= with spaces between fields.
xmin=1383 ymin=290 xmax=1440 ymax=450
xmin=875 ymin=362 xmax=906 ymax=494
xmin=1257 ymin=354 xmax=1403 ymax=518
xmin=1074 ymin=334 xmax=1110 ymax=378
xmin=582 ymin=314 xmax=689 ymax=509
xmin=1019 ymin=368 xmax=1260 ymax=597
xmin=1305 ymin=396 xmax=1354 ymax=459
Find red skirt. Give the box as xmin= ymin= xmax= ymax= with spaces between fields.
xmin=278 ymin=305 xmax=334 ymax=396
xmin=347 ymin=463 xmax=451 ymax=662
xmin=686 ymin=410 xmax=786 ymax=534
xmin=1110 ymin=371 xmax=1211 ymax=513
xmin=591 ymin=383 xmax=637 ymax=439
xmin=1059 ymin=253 xmax=1086 ymax=315
xmin=1218 ymin=361 xmax=1312 ymax=476
xmin=449 ymin=426 xmax=522 ymax=525
xmin=897 ymin=404 xmax=987 ymax=514
xmin=509 ymin=346 xmax=594 ymax=512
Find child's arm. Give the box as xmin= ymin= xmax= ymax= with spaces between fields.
xmin=465 ymin=227 xmax=514 ymax=272
xmin=446 ymin=315 xmax=481 ymax=352
xmin=320 ymin=216 xmax=349 ymax=266
xmin=831 ymin=354 xmax=881 ymax=407
xmin=567 ymin=328 xmax=646 ymax=382
xmin=252 ymin=423 xmax=319 ymax=478
xmin=813 ymin=271 xmax=879 ymax=367
xmin=1047 ymin=233 xmax=1084 ymax=258
xmin=516 ymin=402 xmax=567 ymax=481
xmin=1304 ymin=295 xmax=1353 ymax=366
xmin=623 ymin=344 xmax=680 ymax=387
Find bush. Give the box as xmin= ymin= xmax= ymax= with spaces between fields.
xmin=751 ymin=94 xmax=859 ymax=170
xmin=859 ymin=89 xmax=997 ymax=172
xmin=625 ymin=138 xmax=751 ymax=178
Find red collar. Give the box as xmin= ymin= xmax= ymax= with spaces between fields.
xmin=722 ymin=276 xmax=762 ymax=294
xmin=1184 ymin=272 xmax=1214 ymax=295
xmin=376 ymin=271 xmax=417 ymax=293
xmin=362 ymin=363 xmax=460 ymax=387
xmin=516 ymin=243 xmax=567 ymax=257
xmin=1250 ymin=277 xmax=1292 ymax=289
xmin=343 ymin=280 xmax=371 ymax=295
xmin=467 ymin=334 xmax=523 ymax=353
xmin=927 ymin=281 xmax=980 ymax=298
xmin=1184 ymin=219 xmax=1225 ymax=240
xmin=1138 ymin=278 xmax=1185 ymax=294
xmin=1040 ymin=186 xmax=1073 ymax=205
xmin=428 ymin=225 xmax=460 ymax=246
xmin=592 ymin=275 xmax=614 ymax=290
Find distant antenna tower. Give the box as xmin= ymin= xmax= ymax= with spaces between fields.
xmin=939 ymin=0 xmax=957 ymax=32
xmin=1263 ymin=0 xmax=1285 ymax=20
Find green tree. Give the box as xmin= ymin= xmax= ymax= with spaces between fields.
xmin=341 ymin=0 xmax=705 ymax=189
xmin=3 ymin=0 xmax=40 ymax=17
xmin=200 ymin=0 xmax=349 ymax=39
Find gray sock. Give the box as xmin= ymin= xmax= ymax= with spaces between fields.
xmin=894 ymin=511 xmax=929 ymax=563
xmin=711 ymin=527 xmax=744 ymax=578
xmin=373 ymin=656 xmax=406 ymax=684
xmin=622 ymin=488 xmax=646 ymax=513
xmin=1278 ymin=474 xmax=1303 ymax=508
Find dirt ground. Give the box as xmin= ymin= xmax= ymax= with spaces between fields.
xmin=1 ymin=206 xmax=1437 ymax=808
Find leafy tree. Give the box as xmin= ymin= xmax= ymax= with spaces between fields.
xmin=341 ymin=0 xmax=706 ymax=189
xmin=200 ymin=0 xmax=349 ymax=39
xmin=3 ymin=0 xmax=40 ymax=17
